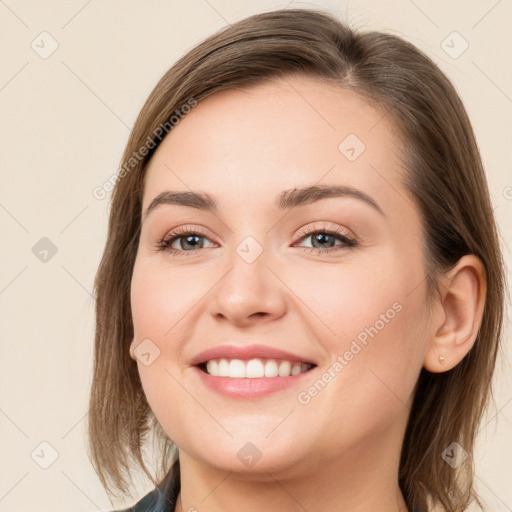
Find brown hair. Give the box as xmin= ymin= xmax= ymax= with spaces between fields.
xmin=87 ymin=8 xmax=506 ymax=511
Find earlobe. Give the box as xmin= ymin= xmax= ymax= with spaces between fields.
xmin=423 ymin=254 xmax=486 ymax=373
xmin=129 ymin=339 xmax=137 ymax=361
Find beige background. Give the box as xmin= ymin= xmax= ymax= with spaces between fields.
xmin=0 ymin=1 xmax=510 ymax=511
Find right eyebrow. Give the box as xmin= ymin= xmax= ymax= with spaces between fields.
xmin=142 ymin=191 xmax=218 ymax=222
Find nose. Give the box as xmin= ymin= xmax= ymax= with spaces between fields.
xmin=207 ymin=241 xmax=287 ymax=327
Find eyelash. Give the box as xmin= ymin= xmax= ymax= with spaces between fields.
xmin=155 ymin=224 xmax=358 ymax=257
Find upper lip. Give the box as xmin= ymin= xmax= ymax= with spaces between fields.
xmin=189 ymin=344 xmax=317 ymax=366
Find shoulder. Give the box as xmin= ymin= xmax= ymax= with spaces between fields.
xmin=108 ymin=487 xmax=159 ymax=512
xmin=108 ymin=461 xmax=180 ymax=512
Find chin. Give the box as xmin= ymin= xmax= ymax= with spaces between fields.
xmin=179 ymin=435 xmax=309 ymax=479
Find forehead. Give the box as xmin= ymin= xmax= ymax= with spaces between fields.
xmin=142 ymin=75 xmax=405 ymax=212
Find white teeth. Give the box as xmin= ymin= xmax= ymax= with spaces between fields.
xmin=264 ymin=359 xmax=279 ymax=377
xmin=202 ymin=358 xmax=313 ymax=378
xmin=278 ymin=360 xmax=291 ymax=377
xmin=218 ymin=358 xmax=229 ymax=377
xmin=206 ymin=360 xmax=218 ymax=376
xmin=291 ymin=363 xmax=302 ymax=375
xmin=246 ymin=358 xmax=265 ymax=378
xmin=229 ymin=359 xmax=246 ymax=378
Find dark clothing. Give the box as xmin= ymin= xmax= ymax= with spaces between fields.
xmin=114 ymin=460 xmax=180 ymax=512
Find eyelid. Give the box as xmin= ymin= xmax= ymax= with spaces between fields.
xmin=156 ymin=221 xmax=358 ymax=256
xmin=293 ymin=222 xmax=358 ymax=244
xmin=160 ymin=224 xmax=217 ymax=240
xmin=158 ymin=222 xmax=354 ymax=243
xmin=154 ymin=224 xmax=219 ymax=251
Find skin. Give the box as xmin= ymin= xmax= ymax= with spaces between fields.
xmin=129 ymin=75 xmax=486 ymax=512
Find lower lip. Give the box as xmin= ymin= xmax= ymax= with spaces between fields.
xmin=192 ymin=366 xmax=315 ymax=398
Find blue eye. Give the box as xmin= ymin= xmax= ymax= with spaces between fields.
xmin=156 ymin=227 xmax=215 ymax=255
xmin=156 ymin=225 xmax=358 ymax=256
xmin=294 ymin=228 xmax=357 ymax=254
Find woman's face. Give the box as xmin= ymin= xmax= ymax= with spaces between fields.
xmin=130 ymin=75 xmax=432 ymax=478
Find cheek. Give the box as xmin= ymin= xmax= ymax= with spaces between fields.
xmin=287 ymin=253 xmax=428 ymax=399
xmin=130 ymin=258 xmax=224 ymax=438
xmin=291 ymin=269 xmax=428 ymax=450
xmin=280 ymin=253 xmax=409 ymax=345
xmin=130 ymin=261 xmax=194 ymax=442
xmin=136 ymin=359 xmax=200 ymax=447
xmin=130 ymin=259 xmax=208 ymax=341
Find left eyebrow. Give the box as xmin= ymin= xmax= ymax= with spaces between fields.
xmin=142 ymin=184 xmax=384 ymax=222
xmin=276 ymin=184 xmax=384 ymax=216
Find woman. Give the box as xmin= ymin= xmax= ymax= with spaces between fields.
xmin=87 ymin=8 xmax=506 ymax=512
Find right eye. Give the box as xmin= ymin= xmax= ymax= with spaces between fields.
xmin=156 ymin=226 xmax=217 ymax=256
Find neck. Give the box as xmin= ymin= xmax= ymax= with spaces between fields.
xmin=174 ymin=423 xmax=409 ymax=512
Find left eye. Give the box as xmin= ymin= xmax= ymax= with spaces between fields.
xmin=294 ymin=230 xmax=357 ymax=252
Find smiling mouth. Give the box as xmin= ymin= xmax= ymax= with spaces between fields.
xmin=198 ymin=358 xmax=316 ymax=378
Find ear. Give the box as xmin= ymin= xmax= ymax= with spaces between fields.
xmin=423 ymin=254 xmax=486 ymax=373
xmin=129 ymin=339 xmax=138 ymax=361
